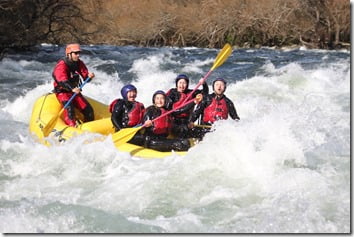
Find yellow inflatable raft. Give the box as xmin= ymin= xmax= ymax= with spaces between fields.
xmin=29 ymin=93 xmax=188 ymax=158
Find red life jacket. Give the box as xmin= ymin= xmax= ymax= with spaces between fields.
xmin=52 ymin=58 xmax=88 ymax=91
xmin=109 ymin=99 xmax=118 ymax=113
xmin=172 ymin=92 xmax=192 ymax=118
xmin=153 ymin=108 xmax=171 ymax=135
xmin=109 ymin=99 xmax=144 ymax=127
xmin=127 ymin=102 xmax=144 ymax=126
xmin=203 ymin=97 xmax=229 ymax=123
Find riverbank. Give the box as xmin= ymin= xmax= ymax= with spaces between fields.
xmin=0 ymin=0 xmax=350 ymax=55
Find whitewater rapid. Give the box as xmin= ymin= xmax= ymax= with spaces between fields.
xmin=0 ymin=45 xmax=350 ymax=233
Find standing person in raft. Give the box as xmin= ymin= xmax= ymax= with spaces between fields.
xmin=189 ymin=78 xmax=240 ymax=127
xmin=166 ymin=74 xmax=209 ymax=138
xmin=110 ymin=84 xmax=146 ymax=146
xmin=142 ymin=90 xmax=191 ymax=152
xmin=52 ymin=43 xmax=95 ymax=127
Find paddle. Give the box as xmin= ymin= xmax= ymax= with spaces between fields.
xmin=41 ymin=77 xmax=91 ymax=137
xmin=112 ymin=97 xmax=199 ymax=146
xmin=182 ymin=43 xmax=232 ymax=103
xmin=194 ymin=124 xmax=212 ymax=129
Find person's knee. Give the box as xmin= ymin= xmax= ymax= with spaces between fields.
xmin=129 ymin=134 xmax=145 ymax=146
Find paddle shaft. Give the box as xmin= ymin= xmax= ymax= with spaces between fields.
xmin=62 ymin=77 xmax=90 ymax=110
xmin=182 ymin=44 xmax=232 ymax=104
xmin=155 ymin=97 xmax=195 ymax=120
xmin=194 ymin=124 xmax=212 ymax=129
xmin=181 ymin=70 xmax=212 ymax=104
xmin=144 ymin=97 xmax=196 ymax=128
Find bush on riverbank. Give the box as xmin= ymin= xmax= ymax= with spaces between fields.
xmin=0 ymin=0 xmax=350 ymax=54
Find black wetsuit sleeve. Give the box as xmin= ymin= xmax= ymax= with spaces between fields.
xmin=143 ymin=106 xmax=162 ymax=136
xmin=166 ymin=89 xmax=175 ymax=100
xmin=165 ymin=89 xmax=178 ymax=110
xmin=165 ymin=96 xmax=174 ymax=111
xmin=143 ymin=106 xmax=161 ymax=122
xmin=57 ymin=80 xmax=74 ymax=91
xmin=111 ymin=100 xmax=126 ymax=131
xmin=225 ymin=97 xmax=240 ymax=120
xmin=189 ymin=94 xmax=211 ymax=122
xmin=201 ymin=81 xmax=209 ymax=95
xmin=192 ymin=82 xmax=209 ymax=97
xmin=172 ymin=101 xmax=195 ymax=116
xmin=189 ymin=103 xmax=204 ymax=123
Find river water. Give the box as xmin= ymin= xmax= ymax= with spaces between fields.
xmin=0 ymin=44 xmax=350 ymax=233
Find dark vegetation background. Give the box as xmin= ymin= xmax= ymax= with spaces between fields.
xmin=0 ymin=0 xmax=350 ymax=56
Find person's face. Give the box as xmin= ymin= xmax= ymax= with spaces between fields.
xmin=213 ymin=81 xmax=226 ymax=95
xmin=154 ymin=94 xmax=165 ymax=108
xmin=126 ymin=90 xmax=137 ymax=102
xmin=177 ymin=79 xmax=188 ymax=92
xmin=69 ymin=51 xmax=80 ymax=62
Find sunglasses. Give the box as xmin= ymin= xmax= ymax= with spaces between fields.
xmin=72 ymin=51 xmax=80 ymax=55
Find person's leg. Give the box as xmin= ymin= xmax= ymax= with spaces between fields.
xmin=128 ymin=133 xmax=146 ymax=146
xmin=171 ymin=138 xmax=190 ymax=151
xmin=188 ymin=126 xmax=211 ymax=139
xmin=172 ymin=123 xmax=189 ymax=138
xmin=171 ymin=118 xmax=189 ymax=138
xmin=56 ymin=92 xmax=76 ymax=127
xmin=74 ymin=94 xmax=94 ymax=122
xmin=146 ymin=137 xmax=191 ymax=152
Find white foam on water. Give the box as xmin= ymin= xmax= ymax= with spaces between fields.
xmin=0 ymin=47 xmax=349 ymax=233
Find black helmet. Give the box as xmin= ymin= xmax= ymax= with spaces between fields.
xmin=212 ymin=78 xmax=227 ymax=91
xmin=121 ymin=84 xmax=137 ymax=100
xmin=175 ymin=74 xmax=189 ymax=88
xmin=152 ymin=90 xmax=166 ymax=104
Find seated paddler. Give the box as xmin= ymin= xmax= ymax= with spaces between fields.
xmin=110 ymin=84 xmax=146 ymax=145
xmin=166 ymin=74 xmax=209 ymax=138
xmin=142 ymin=90 xmax=191 ymax=152
xmin=189 ymin=78 xmax=240 ymax=127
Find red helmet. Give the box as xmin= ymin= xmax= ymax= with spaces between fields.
xmin=65 ymin=43 xmax=81 ymax=56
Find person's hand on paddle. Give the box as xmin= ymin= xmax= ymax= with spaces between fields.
xmin=144 ymin=120 xmax=153 ymax=127
xmin=87 ymin=72 xmax=95 ymax=82
xmin=188 ymin=122 xmax=194 ymax=129
xmin=72 ymin=87 xmax=81 ymax=94
xmin=194 ymin=93 xmax=203 ymax=104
